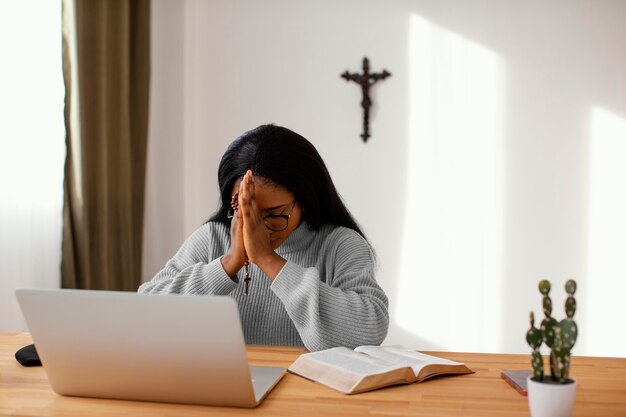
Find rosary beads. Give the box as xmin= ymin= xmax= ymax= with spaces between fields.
xmin=243 ymin=260 xmax=251 ymax=296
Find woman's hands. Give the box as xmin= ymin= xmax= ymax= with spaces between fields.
xmin=220 ymin=198 xmax=247 ymax=278
xmin=239 ymin=171 xmax=275 ymax=265
xmin=222 ymin=170 xmax=286 ymax=281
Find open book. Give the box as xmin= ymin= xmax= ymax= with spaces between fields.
xmin=288 ymin=345 xmax=474 ymax=394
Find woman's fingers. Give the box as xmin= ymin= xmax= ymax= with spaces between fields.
xmin=232 ymin=207 xmax=245 ymax=247
xmin=221 ymin=202 xmax=247 ymax=277
xmin=236 ymin=171 xmax=275 ymax=263
xmin=239 ymin=170 xmax=259 ymax=223
xmin=239 ymin=170 xmax=254 ymax=208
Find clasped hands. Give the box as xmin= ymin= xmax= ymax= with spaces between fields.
xmin=221 ymin=170 xmax=286 ymax=282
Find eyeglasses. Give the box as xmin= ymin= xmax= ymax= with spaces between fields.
xmin=227 ymin=200 xmax=297 ymax=232
xmin=263 ymin=201 xmax=297 ymax=231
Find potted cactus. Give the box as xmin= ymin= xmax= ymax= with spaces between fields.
xmin=526 ymin=279 xmax=578 ymax=417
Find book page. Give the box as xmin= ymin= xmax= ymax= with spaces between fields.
xmin=354 ymin=345 xmax=464 ymax=376
xmin=288 ymin=346 xmax=472 ymax=394
xmin=288 ymin=347 xmax=407 ymax=394
xmin=305 ymin=347 xmax=401 ymax=376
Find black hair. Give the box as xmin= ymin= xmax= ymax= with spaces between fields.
xmin=208 ymin=124 xmax=366 ymax=238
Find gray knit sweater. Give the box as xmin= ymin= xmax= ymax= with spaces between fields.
xmin=138 ymin=221 xmax=389 ymax=351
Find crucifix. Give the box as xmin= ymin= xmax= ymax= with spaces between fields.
xmin=341 ymin=57 xmax=391 ymax=142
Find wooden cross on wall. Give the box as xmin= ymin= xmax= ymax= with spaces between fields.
xmin=341 ymin=57 xmax=391 ymax=142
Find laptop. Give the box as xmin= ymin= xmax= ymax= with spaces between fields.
xmin=15 ymin=288 xmax=286 ymax=408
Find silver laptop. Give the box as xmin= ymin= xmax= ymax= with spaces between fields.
xmin=15 ymin=289 xmax=286 ymax=408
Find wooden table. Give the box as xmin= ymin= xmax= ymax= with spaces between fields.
xmin=1 ymin=332 xmax=625 ymax=416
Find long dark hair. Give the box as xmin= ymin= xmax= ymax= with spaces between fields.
xmin=208 ymin=124 xmax=366 ymax=238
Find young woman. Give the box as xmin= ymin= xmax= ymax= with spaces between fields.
xmin=139 ymin=124 xmax=389 ymax=351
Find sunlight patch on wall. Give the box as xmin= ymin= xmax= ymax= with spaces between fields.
xmin=396 ymin=15 xmax=505 ymax=352
xmin=586 ymin=107 xmax=626 ymax=357
xmin=0 ymin=2 xmax=65 ymax=211
xmin=0 ymin=0 xmax=65 ymax=330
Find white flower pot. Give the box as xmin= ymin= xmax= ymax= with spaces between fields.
xmin=527 ymin=376 xmax=577 ymax=417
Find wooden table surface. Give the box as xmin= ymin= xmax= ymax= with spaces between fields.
xmin=1 ymin=332 xmax=625 ymax=416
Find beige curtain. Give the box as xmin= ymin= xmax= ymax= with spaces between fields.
xmin=61 ymin=0 xmax=150 ymax=291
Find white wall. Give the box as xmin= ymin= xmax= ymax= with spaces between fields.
xmin=142 ymin=0 xmax=186 ymax=280
xmin=0 ymin=0 xmax=64 ymax=331
xmin=144 ymin=0 xmax=626 ymax=356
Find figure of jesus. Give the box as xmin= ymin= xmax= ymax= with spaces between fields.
xmin=341 ymin=57 xmax=391 ymax=142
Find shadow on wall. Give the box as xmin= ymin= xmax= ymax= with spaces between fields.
xmin=389 ymin=4 xmax=626 ymax=357
xmin=387 ymin=322 xmax=444 ymax=351
xmin=390 ymin=14 xmax=506 ymax=354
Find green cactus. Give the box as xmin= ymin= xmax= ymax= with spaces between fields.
xmin=539 ymin=280 xmax=551 ymax=310
xmin=526 ymin=279 xmax=577 ymax=384
xmin=526 ymin=312 xmax=544 ymax=380
xmin=538 ymin=280 xmax=557 ymax=346
xmin=565 ymin=280 xmax=577 ymax=318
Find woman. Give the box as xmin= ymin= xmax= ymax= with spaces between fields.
xmin=139 ymin=124 xmax=389 ymax=351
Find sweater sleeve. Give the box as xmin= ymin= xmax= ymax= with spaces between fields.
xmin=137 ymin=225 xmax=238 ymax=295
xmin=270 ymin=231 xmax=389 ymax=351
